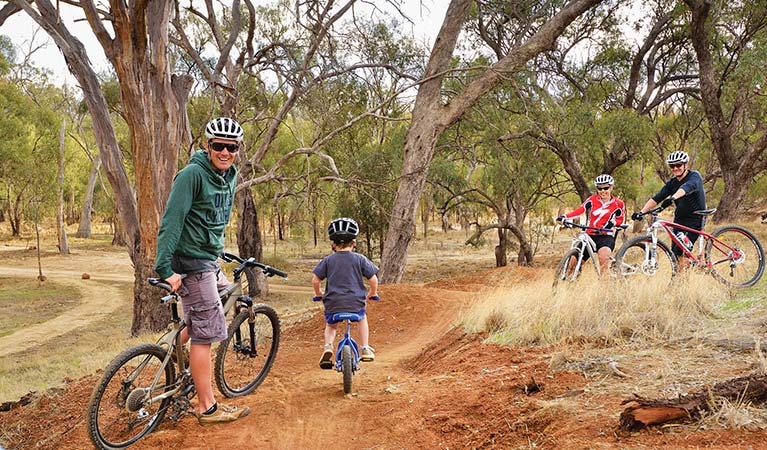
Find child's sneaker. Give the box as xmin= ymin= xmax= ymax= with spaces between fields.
xmin=197 ymin=403 xmax=250 ymax=426
xmin=319 ymin=344 xmax=334 ymax=369
xmin=360 ymin=346 xmax=375 ymax=362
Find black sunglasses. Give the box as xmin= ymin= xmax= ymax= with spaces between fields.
xmin=208 ymin=141 xmax=240 ymax=153
xmin=668 ymin=163 xmax=684 ymax=169
xmin=596 ymin=185 xmax=611 ymax=191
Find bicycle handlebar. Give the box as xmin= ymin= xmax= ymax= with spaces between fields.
xmin=220 ymin=251 xmax=289 ymax=279
xmin=560 ymin=221 xmax=628 ymax=234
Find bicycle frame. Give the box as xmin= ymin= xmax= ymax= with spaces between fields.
xmin=566 ymin=231 xmax=601 ymax=275
xmin=643 ymin=214 xmax=738 ymax=269
xmin=333 ymin=314 xmax=361 ymax=372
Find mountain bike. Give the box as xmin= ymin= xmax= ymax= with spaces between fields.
xmin=86 ymin=253 xmax=286 ymax=450
xmin=615 ymin=206 xmax=765 ymax=287
xmin=553 ymin=221 xmax=629 ymax=285
xmin=314 ymin=296 xmax=379 ymax=394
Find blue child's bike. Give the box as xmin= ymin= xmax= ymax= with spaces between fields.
xmin=313 ymin=296 xmax=379 ymax=394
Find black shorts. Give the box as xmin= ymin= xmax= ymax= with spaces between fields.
xmin=671 ymin=226 xmax=701 ymax=257
xmin=577 ymin=234 xmax=616 ymax=262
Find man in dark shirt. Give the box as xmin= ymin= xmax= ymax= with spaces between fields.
xmin=632 ymin=151 xmax=707 ymax=268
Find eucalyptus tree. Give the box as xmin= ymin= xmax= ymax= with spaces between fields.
xmin=380 ymin=0 xmax=608 ymax=282
xmin=682 ymin=0 xmax=767 ymax=221
xmin=172 ymin=0 xmax=419 ymax=289
xmin=3 ymin=0 xmax=194 ymax=334
xmin=494 ymin=0 xmax=697 ymax=201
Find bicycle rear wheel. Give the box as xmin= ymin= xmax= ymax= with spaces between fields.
xmin=553 ymin=248 xmax=583 ymax=286
xmin=706 ymin=225 xmax=765 ymax=287
xmin=342 ymin=345 xmax=353 ymax=394
xmin=615 ymin=235 xmax=678 ymax=281
xmin=87 ymin=343 xmax=174 ymax=450
xmin=215 ymin=304 xmax=281 ymax=397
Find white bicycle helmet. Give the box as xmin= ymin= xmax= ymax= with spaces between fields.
xmin=205 ymin=117 xmax=244 ymax=142
xmin=594 ymin=174 xmax=614 ymax=186
xmin=666 ymin=151 xmax=689 ymax=165
xmin=328 ymin=217 xmax=359 ymax=243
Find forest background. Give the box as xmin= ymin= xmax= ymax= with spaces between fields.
xmin=1 ymin=0 xmax=767 ymax=335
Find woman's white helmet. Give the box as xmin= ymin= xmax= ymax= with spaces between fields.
xmin=328 ymin=217 xmax=359 ymax=243
xmin=594 ymin=174 xmax=614 ymax=186
xmin=205 ymin=117 xmax=244 ymax=142
xmin=666 ymin=151 xmax=689 ymax=165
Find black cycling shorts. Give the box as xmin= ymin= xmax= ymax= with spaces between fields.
xmin=577 ymin=234 xmax=616 ymax=262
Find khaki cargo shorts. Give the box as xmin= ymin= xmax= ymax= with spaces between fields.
xmin=178 ymin=270 xmax=230 ymax=345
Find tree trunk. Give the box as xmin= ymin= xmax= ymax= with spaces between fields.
xmin=57 ymin=119 xmax=69 ymax=255
xmin=620 ymin=374 xmax=767 ymax=431
xmin=494 ymin=228 xmax=508 ymax=267
xmin=76 ymin=155 xmax=101 ymax=238
xmin=380 ymin=0 xmax=604 ymax=282
xmin=236 ymin=188 xmax=267 ymax=298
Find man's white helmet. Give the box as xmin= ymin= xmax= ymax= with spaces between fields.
xmin=205 ymin=117 xmax=244 ymax=142
xmin=666 ymin=151 xmax=689 ymax=165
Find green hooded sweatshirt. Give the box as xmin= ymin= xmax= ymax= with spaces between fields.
xmin=154 ymin=150 xmax=238 ymax=279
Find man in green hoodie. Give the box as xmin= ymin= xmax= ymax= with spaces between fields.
xmin=154 ymin=117 xmax=249 ymax=426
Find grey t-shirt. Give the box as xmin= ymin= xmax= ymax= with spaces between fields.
xmin=313 ymin=251 xmax=379 ymax=314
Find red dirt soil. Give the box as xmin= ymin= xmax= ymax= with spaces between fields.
xmin=2 ymin=266 xmax=767 ymax=449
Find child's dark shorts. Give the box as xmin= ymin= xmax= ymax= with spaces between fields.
xmin=325 ymin=309 xmax=366 ymax=324
xmin=178 ymin=270 xmax=229 ymax=344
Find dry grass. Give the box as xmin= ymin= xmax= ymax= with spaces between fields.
xmin=460 ymin=272 xmax=732 ymax=346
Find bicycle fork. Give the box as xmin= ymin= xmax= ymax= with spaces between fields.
xmin=235 ymin=296 xmax=259 ymax=358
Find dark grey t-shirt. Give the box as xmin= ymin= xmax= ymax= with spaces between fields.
xmin=313 ymin=251 xmax=379 ymax=314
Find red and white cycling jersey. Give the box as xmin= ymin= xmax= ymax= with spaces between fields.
xmin=564 ymin=194 xmax=625 ymax=235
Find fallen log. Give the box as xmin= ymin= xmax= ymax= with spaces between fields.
xmin=619 ymin=374 xmax=767 ymax=431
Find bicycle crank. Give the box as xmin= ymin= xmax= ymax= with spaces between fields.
xmin=166 ymin=395 xmax=195 ymax=422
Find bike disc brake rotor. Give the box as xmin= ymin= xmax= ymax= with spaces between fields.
xmin=641 ymin=259 xmax=658 ymax=276
xmin=125 ymin=387 xmax=148 ymax=413
xmin=730 ymin=249 xmax=745 ymax=265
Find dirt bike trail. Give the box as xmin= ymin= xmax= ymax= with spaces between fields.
xmin=123 ymin=283 xmax=470 ymax=450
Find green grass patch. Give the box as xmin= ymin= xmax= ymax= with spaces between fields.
xmin=0 ymin=277 xmax=80 ymax=338
xmin=719 ymin=298 xmax=759 ymax=313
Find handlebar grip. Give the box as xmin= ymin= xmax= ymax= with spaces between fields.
xmin=268 ymin=267 xmax=288 ymax=278
xmin=312 ymin=296 xmax=323 ymax=302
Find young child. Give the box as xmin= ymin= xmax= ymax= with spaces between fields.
xmin=312 ymin=217 xmax=379 ymax=369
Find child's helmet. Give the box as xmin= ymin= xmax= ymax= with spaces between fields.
xmin=328 ymin=217 xmax=359 ymax=243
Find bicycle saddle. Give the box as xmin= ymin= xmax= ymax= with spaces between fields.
xmin=693 ymin=208 xmax=717 ymax=216
xmin=332 ymin=312 xmax=362 ymax=322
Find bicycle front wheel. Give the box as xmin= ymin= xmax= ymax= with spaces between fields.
xmin=215 ymin=304 xmax=281 ymax=397
xmin=342 ymin=345 xmax=353 ymax=394
xmin=615 ymin=235 xmax=678 ymax=281
xmin=87 ymin=343 xmax=174 ymax=450
xmin=553 ymin=248 xmax=583 ymax=286
xmin=706 ymin=225 xmax=765 ymax=288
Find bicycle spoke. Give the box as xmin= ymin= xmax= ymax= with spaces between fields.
xmin=616 ymin=236 xmax=677 ymax=281
xmin=706 ymin=226 xmax=765 ymax=287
